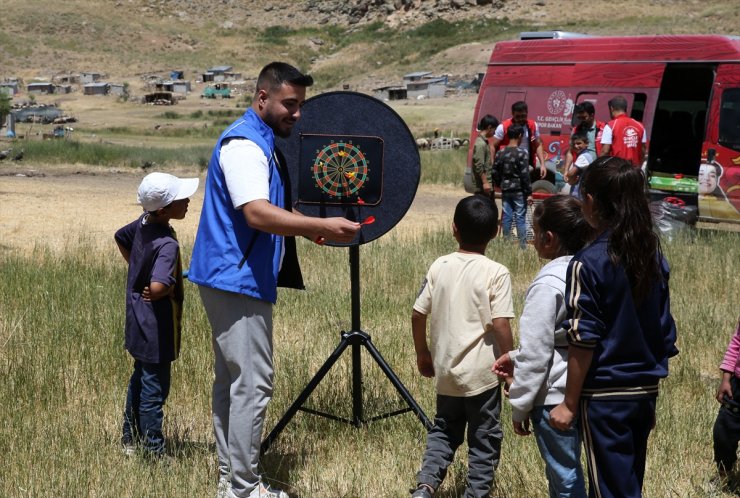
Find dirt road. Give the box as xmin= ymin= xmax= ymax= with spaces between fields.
xmin=0 ymin=165 xmax=466 ymax=253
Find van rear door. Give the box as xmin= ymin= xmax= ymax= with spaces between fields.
xmin=700 ymin=64 xmax=740 ymax=222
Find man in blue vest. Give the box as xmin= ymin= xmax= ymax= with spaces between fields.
xmin=189 ymin=62 xmax=360 ymax=498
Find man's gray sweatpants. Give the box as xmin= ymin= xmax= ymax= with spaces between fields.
xmin=417 ymin=386 xmax=503 ymax=498
xmin=199 ymin=286 xmax=274 ymax=498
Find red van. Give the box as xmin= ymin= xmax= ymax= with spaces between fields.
xmin=470 ymin=32 xmax=740 ymax=224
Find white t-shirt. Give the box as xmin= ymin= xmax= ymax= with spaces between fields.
xmin=574 ymin=150 xmax=595 ymax=170
xmin=219 ymin=138 xmax=284 ymax=268
xmin=414 ymin=252 xmax=515 ymax=397
xmin=220 ymin=138 xmax=271 ymax=209
xmin=600 ymin=123 xmax=647 ymax=145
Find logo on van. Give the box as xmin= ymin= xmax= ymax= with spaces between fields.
xmin=547 ymin=90 xmax=567 ymax=115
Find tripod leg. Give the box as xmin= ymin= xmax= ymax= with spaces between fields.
xmin=260 ymin=335 xmax=352 ymax=455
xmin=362 ymin=338 xmax=433 ymax=431
xmin=352 ymin=342 xmax=363 ymax=427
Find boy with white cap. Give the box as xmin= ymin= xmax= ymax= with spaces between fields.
xmin=114 ymin=172 xmax=199 ymax=458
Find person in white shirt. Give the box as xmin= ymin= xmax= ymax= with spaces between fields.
xmin=410 ymin=195 xmax=514 ymax=498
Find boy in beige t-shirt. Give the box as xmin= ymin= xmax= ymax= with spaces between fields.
xmin=410 ymin=195 xmax=514 ymax=498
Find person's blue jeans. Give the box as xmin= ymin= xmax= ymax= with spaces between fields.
xmin=531 ymin=405 xmax=587 ymax=498
xmin=122 ymin=360 xmax=171 ymax=455
xmin=502 ymin=191 xmax=527 ymax=249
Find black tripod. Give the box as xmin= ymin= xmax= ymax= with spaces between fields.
xmin=261 ymin=245 xmax=432 ymax=455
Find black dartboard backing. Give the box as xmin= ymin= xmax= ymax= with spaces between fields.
xmin=277 ymin=91 xmax=421 ymax=246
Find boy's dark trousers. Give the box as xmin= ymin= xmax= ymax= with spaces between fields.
xmin=416 ymin=386 xmax=502 ymax=498
xmin=579 ymin=397 xmax=655 ymax=498
xmin=122 ymin=360 xmax=172 ymax=455
xmin=714 ymin=375 xmax=740 ymax=473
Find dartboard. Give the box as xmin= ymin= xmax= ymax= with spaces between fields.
xmin=312 ymin=141 xmax=369 ymax=198
xmin=280 ymin=92 xmax=420 ymax=246
xmin=298 ymin=134 xmax=383 ymax=206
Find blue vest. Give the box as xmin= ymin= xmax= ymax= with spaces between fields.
xmin=189 ymin=109 xmax=285 ymax=304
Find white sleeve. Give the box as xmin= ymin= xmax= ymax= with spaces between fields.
xmin=600 ymin=124 xmax=613 ymax=145
xmin=493 ymin=124 xmax=505 ymax=141
xmin=533 ymin=122 xmax=540 ymax=141
xmin=642 ymin=128 xmax=647 ymax=143
xmin=574 ymin=153 xmax=592 ymax=170
xmin=219 ymin=139 xmax=270 ymax=209
xmin=413 ymin=272 xmax=433 ymax=315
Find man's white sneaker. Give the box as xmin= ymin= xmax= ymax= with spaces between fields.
xmin=248 ymin=482 xmax=289 ymax=498
xmin=216 ymin=476 xmax=233 ymax=498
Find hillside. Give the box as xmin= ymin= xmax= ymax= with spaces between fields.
xmin=1 ymin=0 xmax=738 ymax=91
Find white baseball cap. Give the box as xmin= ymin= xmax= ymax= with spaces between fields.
xmin=137 ymin=172 xmax=200 ymax=212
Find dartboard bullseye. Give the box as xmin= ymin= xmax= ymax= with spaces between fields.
xmin=312 ymin=141 xmax=369 ymax=198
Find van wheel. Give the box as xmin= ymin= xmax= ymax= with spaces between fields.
xmin=531 ymin=180 xmax=557 ymax=194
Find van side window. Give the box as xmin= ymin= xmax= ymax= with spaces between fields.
xmin=719 ymin=88 xmax=740 ymax=152
xmin=631 ymin=93 xmax=647 ymax=122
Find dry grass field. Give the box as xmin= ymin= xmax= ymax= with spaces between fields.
xmin=1 ymin=160 xmax=738 ymax=497
xmin=1 ymin=2 xmax=740 ymax=497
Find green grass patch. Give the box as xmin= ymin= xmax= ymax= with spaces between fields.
xmin=159 ymin=111 xmax=183 ymax=120
xmin=161 ymin=109 xmax=240 ymax=121
xmin=420 ymin=149 xmax=466 ymax=186
xmin=252 ymin=19 xmax=522 ymax=87
xmin=7 ymin=137 xmax=465 ymax=185
xmin=13 ymin=139 xmax=212 ymax=168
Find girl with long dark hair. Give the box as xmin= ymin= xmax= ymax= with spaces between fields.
xmin=548 ymin=157 xmax=679 ymax=498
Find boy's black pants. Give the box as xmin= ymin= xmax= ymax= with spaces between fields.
xmin=416 ymin=386 xmax=502 ymax=498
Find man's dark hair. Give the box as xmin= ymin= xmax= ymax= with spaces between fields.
xmin=507 ymin=124 xmax=525 ymax=140
xmin=575 ymin=101 xmax=595 ymax=115
xmin=511 ymin=101 xmax=528 ymax=113
xmin=256 ymin=62 xmax=314 ymax=94
xmin=478 ymin=114 xmax=499 ymax=131
xmin=608 ymin=96 xmax=628 ymax=112
xmin=454 ymin=195 xmax=498 ymax=245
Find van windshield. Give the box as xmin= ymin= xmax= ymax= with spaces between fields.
xmin=719 ymin=88 xmax=740 ymax=152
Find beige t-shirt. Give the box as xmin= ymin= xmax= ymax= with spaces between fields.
xmin=414 ymin=252 xmax=515 ymax=397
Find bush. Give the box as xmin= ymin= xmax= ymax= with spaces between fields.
xmin=160 ymin=111 xmax=182 ymax=120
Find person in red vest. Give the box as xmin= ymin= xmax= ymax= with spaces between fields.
xmin=563 ymin=101 xmax=605 ymax=179
xmin=599 ymin=96 xmax=647 ymax=167
xmin=491 ymin=101 xmax=547 ymax=179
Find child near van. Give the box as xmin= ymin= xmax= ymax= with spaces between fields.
xmin=410 ymin=195 xmax=515 ymax=498
xmin=493 ymin=124 xmax=532 ymax=249
xmin=713 ymin=320 xmax=740 ymax=486
xmin=115 ymin=172 xmax=199 ymax=458
xmin=549 ymin=157 xmax=679 ymax=497
xmin=564 ymin=131 xmax=595 ymax=200
xmin=493 ymin=195 xmax=593 ymax=498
